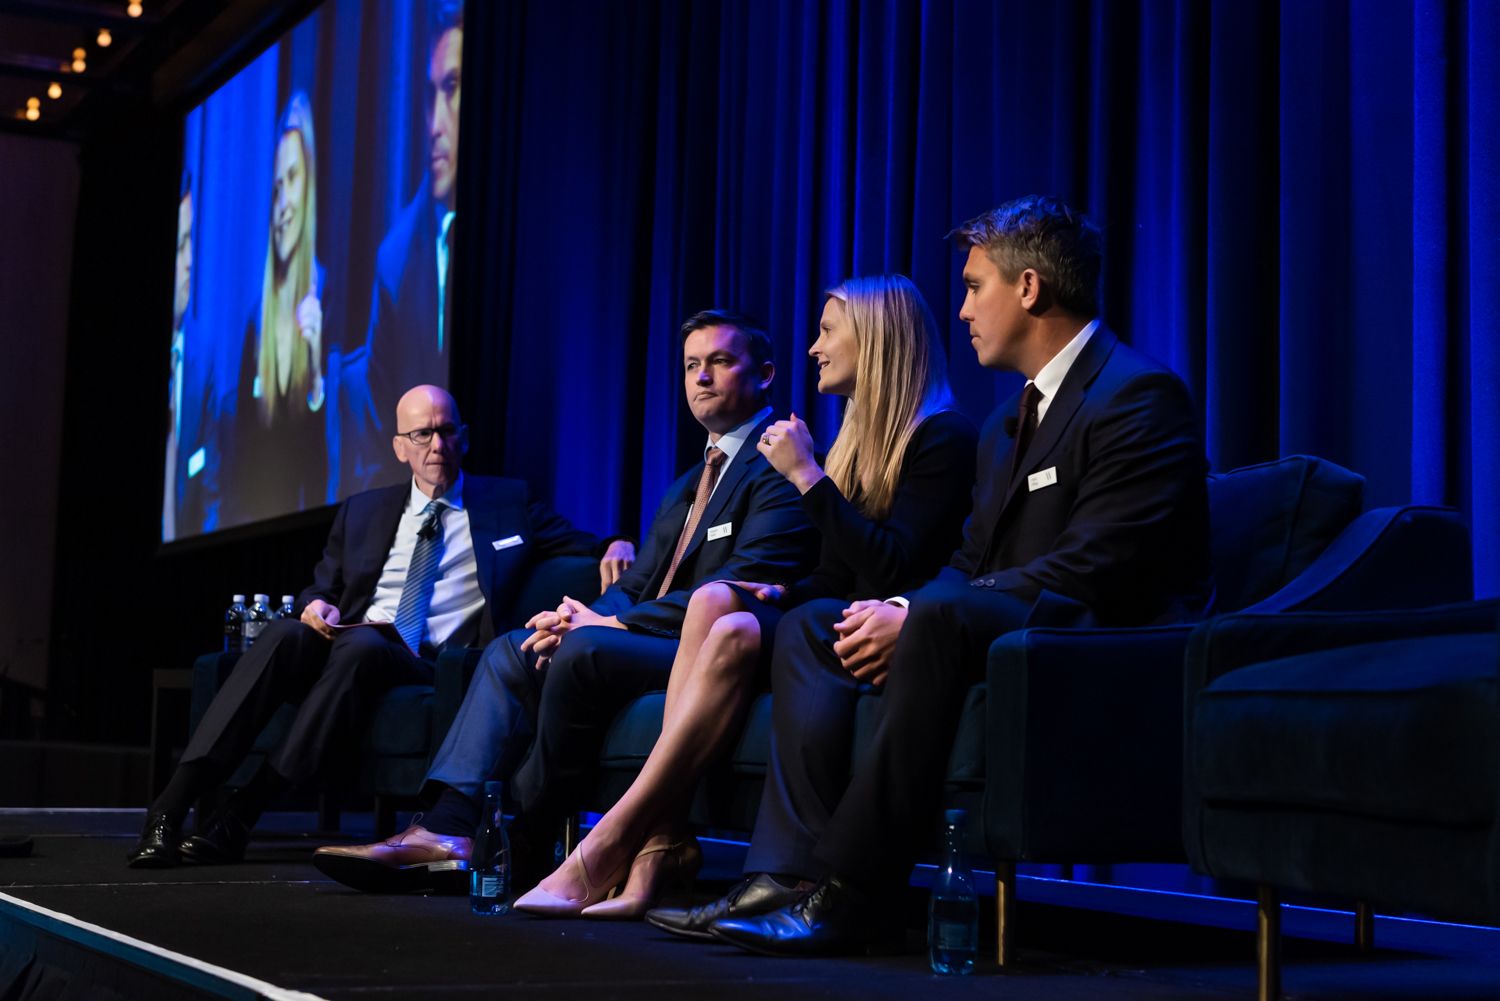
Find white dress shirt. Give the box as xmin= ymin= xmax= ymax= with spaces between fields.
xmin=362 ymin=472 xmax=482 ymax=648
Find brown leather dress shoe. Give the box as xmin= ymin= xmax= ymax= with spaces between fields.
xmin=312 ymin=824 xmax=472 ymax=894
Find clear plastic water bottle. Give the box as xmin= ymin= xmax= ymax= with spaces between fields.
xmin=274 ymin=594 xmax=295 ymax=620
xmin=224 ymin=595 xmax=247 ymax=654
xmin=470 ymin=780 xmax=512 ymax=916
xmin=928 ymin=808 xmax=978 ymax=975
xmin=244 ymin=594 xmax=272 ymax=647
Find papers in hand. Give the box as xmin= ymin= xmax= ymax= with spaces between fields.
xmin=329 ymin=620 xmax=414 ymax=655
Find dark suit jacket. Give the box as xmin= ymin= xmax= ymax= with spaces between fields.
xmin=592 ymin=414 xmax=820 ymax=636
xmin=782 ymin=409 xmax=977 ymax=606
xmin=167 ymin=317 xmax=223 ymax=538
xmin=365 ymin=175 xmax=449 ymax=443
xmin=939 ymin=328 xmax=1210 ymax=628
xmin=297 ymin=474 xmax=597 ymax=647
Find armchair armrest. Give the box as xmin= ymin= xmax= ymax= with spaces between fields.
xmin=1245 ymin=505 xmax=1472 ymax=613
xmin=984 ymin=624 xmax=1195 ymax=862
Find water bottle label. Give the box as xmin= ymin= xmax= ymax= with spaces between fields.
xmin=935 ymin=920 xmax=976 ymax=950
xmin=244 ymin=621 xmax=266 ymax=642
xmin=477 ymin=875 xmax=500 ymax=898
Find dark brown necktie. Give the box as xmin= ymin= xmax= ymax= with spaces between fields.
xmin=657 ymin=446 xmax=726 ymax=597
xmin=1010 ymin=382 xmax=1044 ymax=483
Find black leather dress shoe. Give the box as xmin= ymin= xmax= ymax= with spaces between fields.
xmin=178 ymin=812 xmax=251 ymax=865
xmin=710 ymin=875 xmax=902 ymax=956
xmin=126 ymin=812 xmax=181 ymax=868
xmin=645 ymin=873 xmax=805 ymax=941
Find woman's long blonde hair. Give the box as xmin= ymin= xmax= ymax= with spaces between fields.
xmin=255 ymin=91 xmax=317 ymax=426
xmin=822 ymin=274 xmax=954 ymax=519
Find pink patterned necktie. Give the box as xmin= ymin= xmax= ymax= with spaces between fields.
xmin=657 ymin=447 xmax=726 ymax=597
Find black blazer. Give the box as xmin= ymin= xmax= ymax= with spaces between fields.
xmin=593 ymin=414 xmax=820 ymax=636
xmin=940 ymin=328 xmax=1210 ymax=628
xmin=297 ymin=474 xmax=597 ymax=645
xmin=782 ymin=409 xmax=977 ymax=606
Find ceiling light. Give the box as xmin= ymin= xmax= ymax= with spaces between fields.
xmin=72 ymin=58 xmax=86 ymax=73
xmin=97 ymin=29 xmax=113 ymax=47
xmin=48 ymin=82 xmax=61 ymax=99
xmin=26 ymin=97 xmax=40 ymax=109
xmin=127 ymin=1 xmax=143 ymax=17
xmin=25 ymin=107 xmax=40 ymax=122
xmin=73 ymin=47 xmax=87 ymax=60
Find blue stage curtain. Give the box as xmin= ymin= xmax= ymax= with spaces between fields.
xmin=456 ymin=0 xmax=1496 ymax=595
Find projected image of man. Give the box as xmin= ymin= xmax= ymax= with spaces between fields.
xmin=355 ymin=0 xmax=464 ymax=489
xmin=162 ymin=172 xmax=221 ymax=541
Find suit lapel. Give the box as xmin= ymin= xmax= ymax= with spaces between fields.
xmin=675 ymin=414 xmax=772 ymax=566
xmin=994 ymin=328 xmax=1118 ymax=522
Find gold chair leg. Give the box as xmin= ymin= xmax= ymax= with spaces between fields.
xmin=1354 ymin=900 xmax=1374 ymax=952
xmin=1257 ymin=884 xmax=1282 ymax=1001
xmin=562 ymin=814 xmax=579 ymax=856
xmin=995 ymin=861 xmax=1016 ymax=968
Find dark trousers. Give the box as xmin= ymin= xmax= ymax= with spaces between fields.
xmin=181 ymin=619 xmax=433 ymax=787
xmin=747 ymin=581 xmax=1030 ymax=888
xmin=424 ymin=625 xmax=677 ymax=836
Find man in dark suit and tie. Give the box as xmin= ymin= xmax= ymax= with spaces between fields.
xmin=343 ymin=0 xmax=463 ymax=492
xmin=313 ymin=310 xmax=820 ymax=893
xmin=652 ymin=196 xmax=1211 ymax=952
xmin=129 ymin=384 xmax=602 ymax=868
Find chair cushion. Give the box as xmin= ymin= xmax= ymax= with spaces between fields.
xmin=1192 ymin=633 xmax=1498 ymax=826
xmin=1207 ymin=455 xmax=1364 ymax=612
xmin=362 ymin=685 xmax=434 ymax=757
xmin=599 ymin=693 xmax=665 ymax=768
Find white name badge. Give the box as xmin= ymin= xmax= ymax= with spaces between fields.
xmin=1027 ymin=467 xmax=1058 ymax=492
xmin=705 ymin=522 xmax=733 ymax=541
xmin=492 ymin=535 xmax=524 ymax=550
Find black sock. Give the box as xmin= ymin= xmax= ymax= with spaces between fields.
xmin=152 ymin=760 xmax=220 ymax=821
xmin=420 ymin=786 xmax=481 ymax=837
xmin=219 ymin=763 xmax=289 ymax=829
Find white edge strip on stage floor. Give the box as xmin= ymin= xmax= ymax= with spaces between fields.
xmin=0 ymin=890 xmax=325 ymax=1001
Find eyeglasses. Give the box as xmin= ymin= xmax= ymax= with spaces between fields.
xmin=395 ymin=423 xmax=466 ymax=447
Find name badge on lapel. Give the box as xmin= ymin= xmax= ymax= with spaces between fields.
xmin=492 ymin=535 xmax=524 ymax=551
xmin=1027 ymin=467 xmax=1058 ymax=492
xmin=705 ymin=522 xmax=733 ymax=542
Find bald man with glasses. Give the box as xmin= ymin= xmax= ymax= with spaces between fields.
xmin=130 ymin=385 xmax=614 ymax=869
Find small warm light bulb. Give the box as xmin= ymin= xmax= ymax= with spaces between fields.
xmin=72 ymin=58 xmax=86 ymax=73
xmin=48 ymin=82 xmax=62 ymax=99
xmin=97 ymin=29 xmax=113 ymax=47
xmin=25 ymin=106 xmax=40 ymax=122
xmin=27 ymin=96 xmax=40 ymax=109
xmin=127 ymin=1 xmax=143 ymax=17
xmin=73 ymin=47 xmax=87 ymax=60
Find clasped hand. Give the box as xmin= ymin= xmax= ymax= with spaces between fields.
xmin=521 ymin=596 xmax=620 ymax=667
xmin=831 ymin=599 xmax=907 ymax=686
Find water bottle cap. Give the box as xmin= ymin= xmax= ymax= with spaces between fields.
xmin=944 ymin=809 xmax=967 ymax=825
xmin=254 ymin=594 xmax=270 ymax=603
xmin=232 ymin=594 xmax=246 ymax=603
xmin=483 ymin=780 xmax=503 ymax=796
xmin=281 ymin=595 xmax=294 ymax=604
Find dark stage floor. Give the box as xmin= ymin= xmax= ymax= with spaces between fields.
xmin=2 ymin=809 xmax=1498 ymax=1000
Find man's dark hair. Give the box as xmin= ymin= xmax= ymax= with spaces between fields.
xmin=679 ymin=309 xmax=774 ymax=369
xmin=428 ymin=0 xmax=462 ymax=45
xmin=948 ymin=195 xmax=1102 ymax=317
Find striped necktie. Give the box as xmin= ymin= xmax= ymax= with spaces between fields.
xmin=394 ymin=500 xmax=446 ymax=654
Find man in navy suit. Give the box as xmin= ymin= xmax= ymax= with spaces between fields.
xmin=314 ymin=310 xmax=820 ymax=893
xmin=655 ymin=196 xmax=1211 ymax=952
xmin=344 ymin=0 xmax=464 ymax=492
xmin=130 ymin=385 xmax=602 ymax=868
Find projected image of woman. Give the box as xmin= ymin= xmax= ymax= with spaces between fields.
xmin=515 ymin=275 xmax=979 ymax=918
xmin=232 ymin=90 xmax=327 ymax=518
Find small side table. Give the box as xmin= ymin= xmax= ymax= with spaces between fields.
xmin=149 ymin=668 xmax=194 ymax=797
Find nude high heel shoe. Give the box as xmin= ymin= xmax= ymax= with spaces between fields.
xmin=513 ymin=841 xmax=629 ymax=917
xmin=580 ymin=835 xmax=703 ymax=920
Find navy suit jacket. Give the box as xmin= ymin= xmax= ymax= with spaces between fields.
xmin=167 ymin=317 xmax=223 ymax=538
xmin=939 ymin=328 xmax=1211 ymax=628
xmin=297 ymin=474 xmax=597 ymax=646
xmin=592 ymin=414 xmax=820 ymax=636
